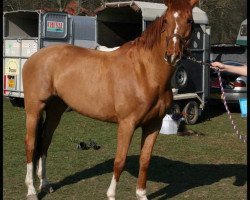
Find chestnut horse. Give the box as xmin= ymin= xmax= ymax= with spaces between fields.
xmin=23 ymin=0 xmax=198 ymax=199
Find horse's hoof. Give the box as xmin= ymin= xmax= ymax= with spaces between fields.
xmin=26 ymin=194 xmax=38 ymax=200
xmin=41 ymin=185 xmax=54 ymax=193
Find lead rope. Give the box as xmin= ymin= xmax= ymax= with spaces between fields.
xmin=217 ymin=70 xmax=247 ymax=144
xmin=184 ymin=54 xmax=247 ymax=144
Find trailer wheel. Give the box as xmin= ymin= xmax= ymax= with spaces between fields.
xmin=183 ymin=100 xmax=199 ymax=125
xmin=171 ymin=66 xmax=188 ymax=89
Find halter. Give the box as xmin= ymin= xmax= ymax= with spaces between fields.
xmin=164 ymin=33 xmax=191 ymax=63
xmin=164 ymin=21 xmax=195 ymax=57
xmin=166 ymin=34 xmax=189 ymax=47
xmin=166 ymin=32 xmax=193 ymax=55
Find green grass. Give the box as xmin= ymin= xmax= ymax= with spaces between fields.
xmin=3 ymin=97 xmax=247 ymax=200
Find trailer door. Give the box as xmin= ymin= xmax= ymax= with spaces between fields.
xmin=72 ymin=16 xmax=97 ymax=49
xmin=41 ymin=12 xmax=73 ymax=48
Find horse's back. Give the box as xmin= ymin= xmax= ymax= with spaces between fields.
xmin=22 ymin=44 xmax=119 ymax=121
xmin=22 ymin=44 xmax=80 ymax=99
xmin=22 ymin=44 xmax=99 ymax=90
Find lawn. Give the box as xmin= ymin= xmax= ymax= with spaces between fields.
xmin=3 ymin=97 xmax=247 ymax=200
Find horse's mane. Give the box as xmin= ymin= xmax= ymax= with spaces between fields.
xmin=134 ymin=13 xmax=165 ymax=49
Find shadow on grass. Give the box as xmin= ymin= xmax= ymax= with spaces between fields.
xmin=38 ymin=155 xmax=246 ymax=199
xmin=197 ymin=100 xmax=241 ymax=124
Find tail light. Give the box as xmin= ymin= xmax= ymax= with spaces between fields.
xmin=211 ymin=77 xmax=220 ymax=88
xmin=234 ymin=80 xmax=246 ymax=87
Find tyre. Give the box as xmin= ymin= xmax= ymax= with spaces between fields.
xmin=171 ymin=65 xmax=188 ymax=89
xmin=183 ymin=100 xmax=199 ymax=125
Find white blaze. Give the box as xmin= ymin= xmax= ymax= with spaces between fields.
xmin=173 ymin=11 xmax=179 ymax=18
xmin=173 ymin=11 xmax=180 ymax=44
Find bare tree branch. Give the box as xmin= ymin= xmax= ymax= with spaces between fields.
xmin=2 ymin=0 xmax=247 ymax=44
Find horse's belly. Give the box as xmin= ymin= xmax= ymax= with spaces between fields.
xmin=57 ymin=85 xmax=117 ymax=122
xmin=52 ymin=61 xmax=118 ymax=121
xmin=67 ymin=97 xmax=117 ymax=122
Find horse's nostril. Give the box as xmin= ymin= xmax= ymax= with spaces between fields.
xmin=164 ymin=52 xmax=168 ymax=61
xmin=164 ymin=53 xmax=181 ymax=66
xmin=164 ymin=51 xmax=182 ymax=66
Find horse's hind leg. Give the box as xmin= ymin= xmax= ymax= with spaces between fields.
xmin=25 ymin=101 xmax=45 ymax=200
xmin=136 ymin=119 xmax=161 ymax=200
xmin=36 ymin=97 xmax=67 ymax=193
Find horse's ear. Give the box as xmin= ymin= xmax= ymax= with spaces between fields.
xmin=189 ymin=0 xmax=199 ymax=7
xmin=164 ymin=0 xmax=172 ymax=7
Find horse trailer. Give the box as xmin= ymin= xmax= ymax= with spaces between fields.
xmin=3 ymin=10 xmax=97 ymax=103
xmin=3 ymin=1 xmax=210 ymax=124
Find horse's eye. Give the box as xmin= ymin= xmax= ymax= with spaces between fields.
xmin=187 ymin=19 xmax=194 ymax=24
xmin=164 ymin=19 xmax=167 ymax=24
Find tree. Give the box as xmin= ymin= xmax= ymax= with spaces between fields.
xmin=56 ymin=0 xmax=71 ymax=11
xmin=79 ymin=0 xmax=102 ymax=12
xmin=3 ymin=0 xmax=247 ymax=44
xmin=199 ymin=0 xmax=247 ymax=44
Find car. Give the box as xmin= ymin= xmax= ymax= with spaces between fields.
xmin=209 ymin=60 xmax=247 ymax=103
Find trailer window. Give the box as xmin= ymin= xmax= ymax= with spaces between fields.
xmin=4 ymin=11 xmax=39 ymax=38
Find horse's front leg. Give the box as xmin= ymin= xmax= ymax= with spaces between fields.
xmin=107 ymin=119 xmax=135 ymax=200
xmin=136 ymin=119 xmax=161 ymax=200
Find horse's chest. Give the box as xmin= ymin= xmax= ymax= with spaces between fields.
xmin=143 ymin=90 xmax=173 ymax=123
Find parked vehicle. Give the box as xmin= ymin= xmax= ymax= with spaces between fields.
xmin=236 ymin=19 xmax=247 ymax=46
xmin=209 ymin=19 xmax=247 ymax=104
xmin=210 ymin=60 xmax=247 ymax=103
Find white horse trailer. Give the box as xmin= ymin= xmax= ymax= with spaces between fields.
xmin=3 ymin=1 xmax=210 ymax=124
xmin=3 ymin=10 xmax=97 ymax=105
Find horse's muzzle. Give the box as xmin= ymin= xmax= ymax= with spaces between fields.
xmin=164 ymin=52 xmax=181 ymax=66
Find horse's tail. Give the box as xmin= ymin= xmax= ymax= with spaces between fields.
xmin=33 ymin=114 xmax=44 ymax=173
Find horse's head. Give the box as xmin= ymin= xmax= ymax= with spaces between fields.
xmin=162 ymin=0 xmax=198 ymax=66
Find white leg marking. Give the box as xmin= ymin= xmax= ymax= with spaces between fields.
xmin=107 ymin=174 xmax=117 ymax=200
xmin=25 ymin=162 xmax=37 ymax=196
xmin=136 ymin=188 xmax=148 ymax=200
xmin=37 ymin=155 xmax=50 ymax=190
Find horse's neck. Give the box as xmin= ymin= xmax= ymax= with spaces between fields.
xmin=120 ymin=39 xmax=170 ymax=76
xmin=138 ymin=42 xmax=168 ymax=69
xmin=136 ymin=35 xmax=166 ymax=61
xmin=131 ymin=44 xmax=174 ymax=88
